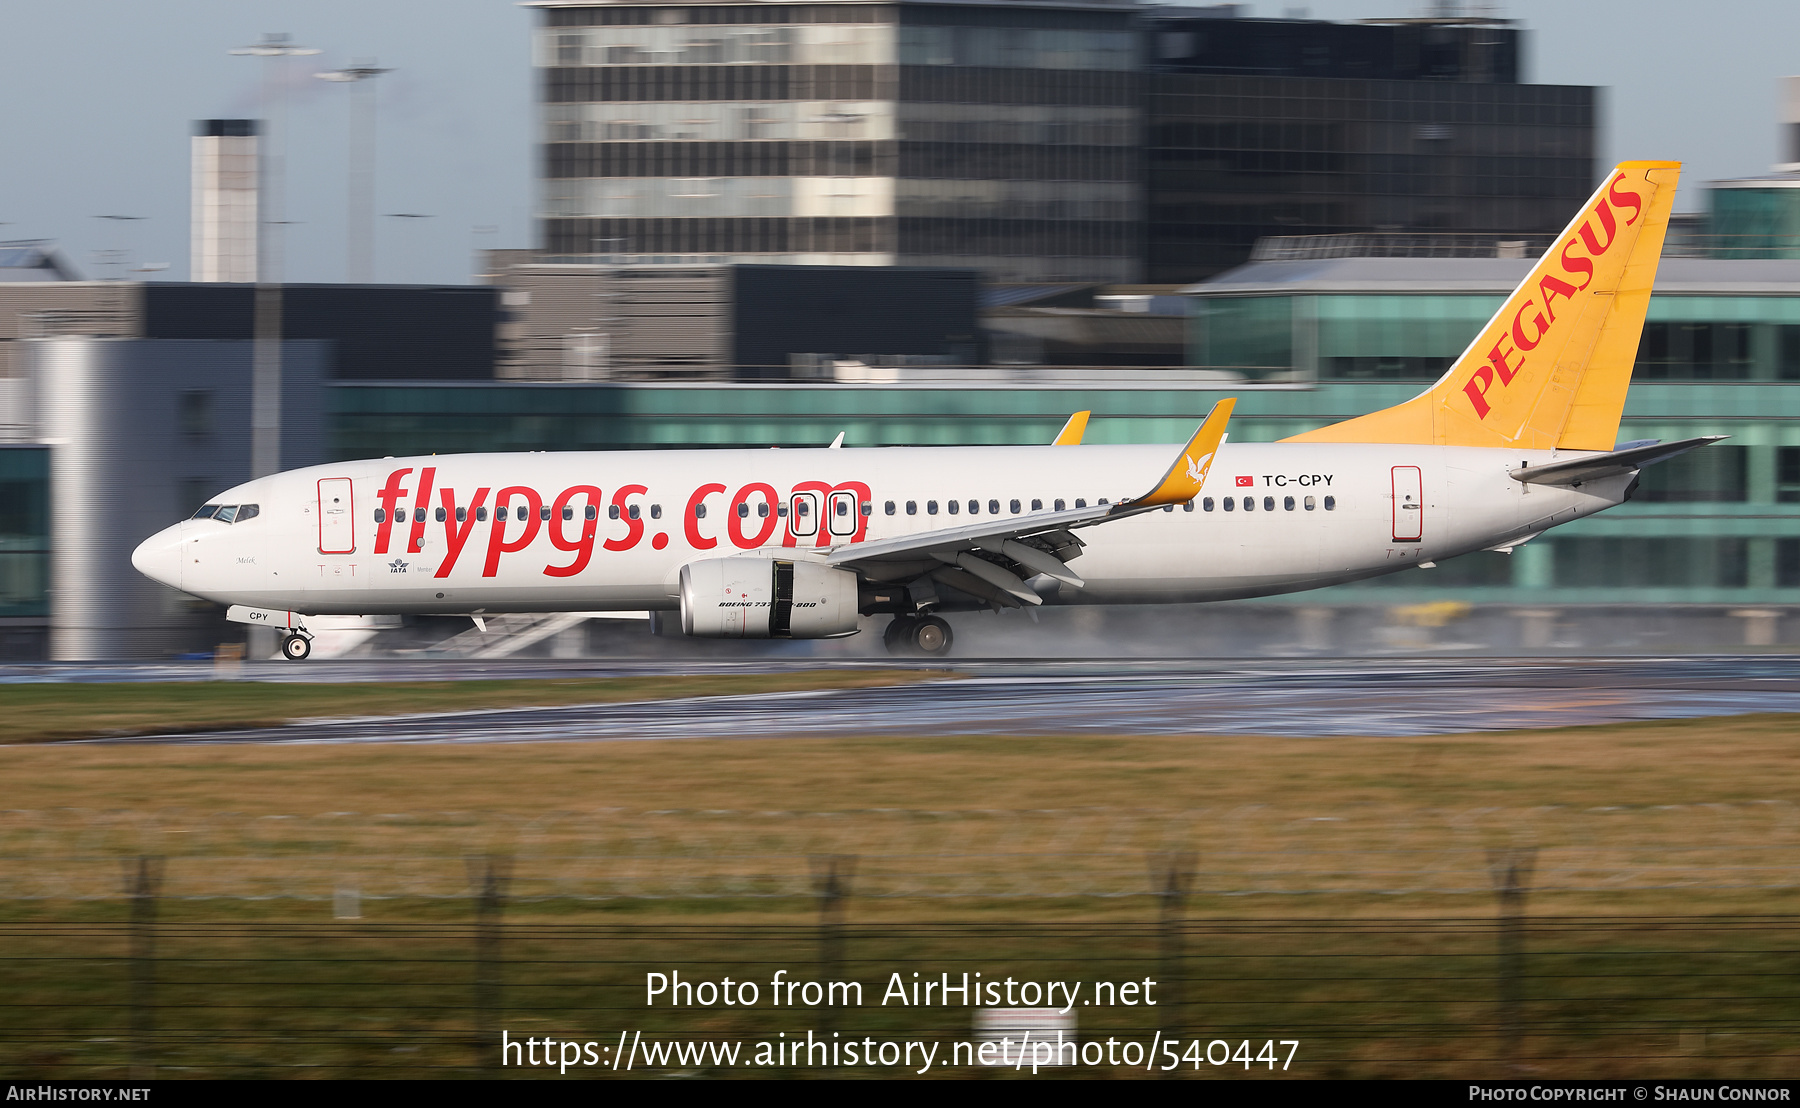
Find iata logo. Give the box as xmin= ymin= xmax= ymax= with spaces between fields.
xmin=1462 ymin=173 xmax=1644 ymax=420
xmin=389 ymin=559 xmax=409 ymax=574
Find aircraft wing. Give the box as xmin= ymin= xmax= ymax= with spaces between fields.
xmin=1510 ymin=436 xmax=1727 ymax=487
xmin=824 ymin=399 xmax=1235 ymax=607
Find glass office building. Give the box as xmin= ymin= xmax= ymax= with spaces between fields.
xmin=1143 ymin=12 xmax=1596 ymax=283
xmin=531 ymin=0 xmax=1142 ymax=281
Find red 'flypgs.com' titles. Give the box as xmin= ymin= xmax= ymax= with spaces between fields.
xmin=371 ymin=467 xmax=873 ymax=579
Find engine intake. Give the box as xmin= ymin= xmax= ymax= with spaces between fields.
xmin=678 ymin=557 xmax=860 ymax=639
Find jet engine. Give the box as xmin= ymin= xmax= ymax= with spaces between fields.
xmin=678 ymin=557 xmax=860 ymax=638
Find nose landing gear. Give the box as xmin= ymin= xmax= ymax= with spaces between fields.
xmin=278 ymin=632 xmax=314 ymax=661
xmin=882 ymin=614 xmax=953 ymax=657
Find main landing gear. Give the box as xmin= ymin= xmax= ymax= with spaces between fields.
xmin=278 ymin=632 xmax=313 ymax=661
xmin=883 ymin=614 xmax=953 ymax=657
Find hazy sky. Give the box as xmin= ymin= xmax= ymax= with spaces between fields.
xmin=0 ymin=1 xmax=1793 ymax=285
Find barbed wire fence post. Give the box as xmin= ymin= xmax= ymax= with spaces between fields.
xmin=1487 ymin=846 xmax=1537 ymax=1074
xmin=810 ymin=854 xmax=856 ymax=1037
xmin=124 ymin=855 xmax=164 ymax=1081
xmin=468 ymin=853 xmax=513 ymax=1061
xmin=1151 ymin=850 xmax=1196 ymax=1077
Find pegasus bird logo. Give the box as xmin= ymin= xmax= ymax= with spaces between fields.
xmin=1185 ymin=452 xmax=1213 ymax=483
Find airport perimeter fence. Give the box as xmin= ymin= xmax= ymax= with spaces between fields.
xmin=6 ymin=805 xmax=1800 ymax=1079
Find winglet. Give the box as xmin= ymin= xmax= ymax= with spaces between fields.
xmin=1052 ymin=411 xmax=1090 ymax=446
xmin=1129 ymin=398 xmax=1235 ymax=508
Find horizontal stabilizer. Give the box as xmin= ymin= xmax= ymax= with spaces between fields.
xmin=1510 ymin=436 xmax=1727 ymax=487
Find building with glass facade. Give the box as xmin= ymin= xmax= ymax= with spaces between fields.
xmin=1143 ymin=10 xmax=1596 ymax=283
xmin=530 ymin=0 xmax=1142 ymax=281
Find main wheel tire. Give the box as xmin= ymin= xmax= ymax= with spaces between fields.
xmin=910 ymin=615 xmax=953 ymax=657
xmin=280 ymin=634 xmax=313 ymax=661
xmin=883 ymin=616 xmax=918 ymax=656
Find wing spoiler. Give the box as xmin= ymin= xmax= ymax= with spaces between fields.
xmin=1510 ymin=436 xmax=1727 ymax=487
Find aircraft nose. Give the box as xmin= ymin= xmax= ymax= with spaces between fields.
xmin=131 ymin=524 xmax=184 ymax=590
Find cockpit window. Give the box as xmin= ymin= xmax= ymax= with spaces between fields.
xmin=191 ymin=503 xmax=258 ymax=524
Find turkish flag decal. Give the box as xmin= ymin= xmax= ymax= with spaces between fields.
xmin=1235 ymin=476 xmax=1254 ymax=487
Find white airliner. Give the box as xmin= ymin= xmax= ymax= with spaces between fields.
xmin=134 ymin=161 xmax=1717 ymax=660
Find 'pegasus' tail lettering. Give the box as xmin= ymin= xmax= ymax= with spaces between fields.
xmin=1283 ymin=160 xmax=1680 ymax=451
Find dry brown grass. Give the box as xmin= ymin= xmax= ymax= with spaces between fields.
xmin=2 ymin=711 xmax=1794 ymax=813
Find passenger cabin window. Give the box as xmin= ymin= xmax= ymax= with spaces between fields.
xmin=611 ymin=505 xmax=621 ymax=520
xmin=476 ymin=507 xmax=488 ymax=521
xmin=1074 ymin=498 xmax=1085 ymax=508
xmin=927 ymin=500 xmax=938 ymax=515
xmin=413 ymin=508 xmax=425 ymax=523
xmin=735 ymin=503 xmax=747 ymax=518
xmin=1264 ymin=496 xmax=1275 ymax=511
xmin=585 ymin=504 xmax=598 ymax=521
xmin=541 ymin=505 xmax=552 ymax=521
xmin=1054 ymin=499 xmax=1065 ymax=511
xmin=1183 ymin=500 xmax=1193 ymax=512
xmin=1304 ymin=496 xmax=1316 ymax=511
xmin=948 ymin=500 xmax=959 ymax=514
xmin=860 ymin=501 xmax=872 ymax=516
xmin=1324 ymin=496 xmax=1336 ymax=511
xmin=650 ymin=504 xmax=662 ymax=520
xmin=906 ymin=500 xmax=917 ymax=515
xmin=436 ymin=507 xmax=447 ymax=522
xmin=989 ymin=499 xmax=1000 ymax=515
xmin=1284 ymin=496 xmax=1295 ymax=511
xmin=373 ymin=508 xmax=386 ymax=523
xmin=691 ymin=503 xmax=704 ymax=519
xmin=884 ymin=500 xmax=896 ymax=516
xmin=564 ymin=505 xmax=575 ymax=520
xmin=517 ymin=505 xmax=530 ymax=521
xmin=628 ymin=504 xmax=640 ymax=520
xmin=1223 ymin=497 xmax=1235 ymax=511
xmin=967 ymin=500 xmax=979 ymax=514
xmin=1203 ymin=498 xmax=1214 ymax=511
xmin=456 ymin=507 xmax=467 ymax=522
xmin=1010 ymin=499 xmax=1021 ymax=513
xmin=757 ymin=502 xmax=769 ymax=518
xmin=1031 ymin=499 xmax=1042 ymax=511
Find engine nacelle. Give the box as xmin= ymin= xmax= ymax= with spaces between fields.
xmin=678 ymin=557 xmax=860 ymax=639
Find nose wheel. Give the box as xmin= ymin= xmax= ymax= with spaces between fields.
xmin=883 ymin=614 xmax=953 ymax=657
xmin=279 ymin=633 xmax=313 ymax=661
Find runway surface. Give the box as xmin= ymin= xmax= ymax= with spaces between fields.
xmin=21 ymin=657 xmax=1800 ymax=744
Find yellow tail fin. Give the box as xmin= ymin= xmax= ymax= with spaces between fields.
xmin=1281 ymin=161 xmax=1680 ymax=450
